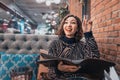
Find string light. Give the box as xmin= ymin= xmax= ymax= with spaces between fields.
xmin=36 ymin=0 xmax=45 ymax=3
xmin=36 ymin=0 xmax=61 ymax=6
xmin=53 ymin=0 xmax=61 ymax=4
xmin=45 ymin=1 xmax=51 ymax=6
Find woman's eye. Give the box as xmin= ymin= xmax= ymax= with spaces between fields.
xmin=64 ymin=21 xmax=76 ymax=24
xmin=71 ymin=22 xmax=76 ymax=24
xmin=64 ymin=22 xmax=68 ymax=24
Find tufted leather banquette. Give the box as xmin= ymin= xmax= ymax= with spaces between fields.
xmin=0 ymin=34 xmax=58 ymax=54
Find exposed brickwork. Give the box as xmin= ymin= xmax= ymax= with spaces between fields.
xmin=91 ymin=0 xmax=120 ymax=74
xmin=68 ymin=0 xmax=120 ymax=74
xmin=92 ymin=0 xmax=120 ymax=74
xmin=68 ymin=0 xmax=83 ymax=19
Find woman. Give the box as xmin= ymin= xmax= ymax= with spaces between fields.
xmin=39 ymin=14 xmax=100 ymax=80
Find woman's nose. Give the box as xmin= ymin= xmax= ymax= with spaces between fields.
xmin=67 ymin=22 xmax=72 ymax=27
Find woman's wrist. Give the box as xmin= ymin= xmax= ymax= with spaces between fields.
xmin=84 ymin=31 xmax=93 ymax=38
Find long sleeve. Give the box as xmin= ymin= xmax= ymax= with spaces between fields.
xmin=48 ymin=40 xmax=58 ymax=56
xmin=84 ymin=31 xmax=100 ymax=58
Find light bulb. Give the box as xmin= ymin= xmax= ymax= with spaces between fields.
xmin=46 ymin=1 xmax=51 ymax=6
xmin=54 ymin=0 xmax=61 ymax=4
xmin=36 ymin=0 xmax=45 ymax=3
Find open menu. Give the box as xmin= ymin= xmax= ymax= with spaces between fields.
xmin=37 ymin=53 xmax=115 ymax=69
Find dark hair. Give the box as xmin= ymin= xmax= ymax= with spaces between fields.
xmin=57 ymin=14 xmax=83 ymax=42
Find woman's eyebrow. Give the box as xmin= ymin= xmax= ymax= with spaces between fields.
xmin=65 ymin=19 xmax=76 ymax=22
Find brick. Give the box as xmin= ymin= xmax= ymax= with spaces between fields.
xmin=92 ymin=0 xmax=103 ymax=8
xmin=100 ymin=54 xmax=106 ymax=59
xmin=107 ymin=44 xmax=118 ymax=51
xmin=107 ymin=38 xmax=114 ymax=43
xmin=93 ymin=24 xmax=99 ymax=29
xmin=117 ymin=51 xmax=120 ymax=57
xmin=99 ymin=38 xmax=102 ymax=43
xmin=102 ymin=0 xmax=111 ymax=6
xmin=119 ymin=31 xmax=120 ymax=37
xmin=95 ymin=38 xmax=99 ymax=42
xmin=118 ymin=46 xmax=120 ymax=51
xmin=112 ymin=12 xmax=119 ymax=18
xmin=106 ymin=20 xmax=112 ymax=26
xmin=99 ymin=22 xmax=106 ymax=28
xmin=98 ymin=43 xmax=102 ymax=47
xmin=105 ymin=13 xmax=112 ymax=20
xmin=103 ymin=8 xmax=112 ymax=15
xmin=103 ymin=27 xmax=109 ymax=32
xmin=114 ymin=25 xmax=120 ymax=31
xmin=93 ymin=28 xmax=97 ymax=33
xmin=108 ymin=31 xmax=119 ymax=37
xmin=96 ymin=3 xmax=104 ymax=13
xmin=112 ymin=2 xmax=120 ymax=11
xmin=105 ymin=55 xmax=116 ymax=62
xmin=117 ymin=51 xmax=120 ymax=54
xmin=112 ymin=18 xmax=120 ymax=24
xmin=109 ymin=51 xmax=117 ymax=56
xmin=104 ymin=38 xmax=108 ymax=43
xmin=94 ymin=34 xmax=101 ymax=38
xmin=119 ymin=11 xmax=120 ymax=17
xmin=103 ymin=48 xmax=110 ymax=54
xmin=102 ymin=43 xmax=107 ymax=49
xmin=114 ymin=38 xmax=120 ymax=44
xmin=105 ymin=0 xmax=119 ymax=9
xmin=108 ymin=26 xmax=114 ymax=31
xmin=101 ymin=16 xmax=106 ymax=22
xmin=99 ymin=28 xmax=104 ymax=32
xmin=99 ymin=46 xmax=104 ymax=53
xmin=101 ymin=38 xmax=105 ymax=43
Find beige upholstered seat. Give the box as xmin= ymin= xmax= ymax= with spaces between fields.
xmin=0 ymin=34 xmax=58 ymax=54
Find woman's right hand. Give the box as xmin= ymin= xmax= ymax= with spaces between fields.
xmin=58 ymin=61 xmax=80 ymax=72
xmin=82 ymin=15 xmax=93 ymax=33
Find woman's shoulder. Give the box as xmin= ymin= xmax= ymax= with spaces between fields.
xmin=50 ymin=39 xmax=62 ymax=44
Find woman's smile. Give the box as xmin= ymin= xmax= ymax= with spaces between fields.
xmin=65 ymin=28 xmax=72 ymax=32
xmin=63 ymin=17 xmax=78 ymax=38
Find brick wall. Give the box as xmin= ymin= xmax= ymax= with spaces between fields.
xmin=69 ymin=0 xmax=120 ymax=74
xmin=68 ymin=0 xmax=82 ymax=19
xmin=91 ymin=0 xmax=120 ymax=74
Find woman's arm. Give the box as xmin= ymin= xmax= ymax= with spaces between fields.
xmin=84 ymin=31 xmax=100 ymax=58
xmin=82 ymin=17 xmax=100 ymax=58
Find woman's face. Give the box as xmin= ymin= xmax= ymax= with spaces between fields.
xmin=63 ymin=16 xmax=78 ymax=38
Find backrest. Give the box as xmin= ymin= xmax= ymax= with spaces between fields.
xmin=0 ymin=34 xmax=58 ymax=54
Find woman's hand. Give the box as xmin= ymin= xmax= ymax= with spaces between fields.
xmin=82 ymin=15 xmax=93 ymax=33
xmin=58 ymin=61 xmax=80 ymax=72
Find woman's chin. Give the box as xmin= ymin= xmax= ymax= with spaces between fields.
xmin=65 ymin=34 xmax=74 ymax=38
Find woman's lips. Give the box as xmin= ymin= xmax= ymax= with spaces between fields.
xmin=65 ymin=28 xmax=72 ymax=32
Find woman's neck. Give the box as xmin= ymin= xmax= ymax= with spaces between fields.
xmin=60 ymin=36 xmax=76 ymax=44
xmin=65 ymin=35 xmax=74 ymax=38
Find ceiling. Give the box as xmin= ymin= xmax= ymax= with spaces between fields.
xmin=0 ymin=0 xmax=67 ymax=25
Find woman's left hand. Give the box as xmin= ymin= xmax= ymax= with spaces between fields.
xmin=58 ymin=61 xmax=80 ymax=72
xmin=82 ymin=16 xmax=93 ymax=33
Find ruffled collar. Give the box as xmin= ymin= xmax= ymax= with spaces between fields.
xmin=59 ymin=36 xmax=76 ymax=44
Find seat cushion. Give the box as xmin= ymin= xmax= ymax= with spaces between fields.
xmin=0 ymin=53 xmax=40 ymax=80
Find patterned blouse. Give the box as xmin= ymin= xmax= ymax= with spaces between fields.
xmin=47 ymin=31 xmax=100 ymax=80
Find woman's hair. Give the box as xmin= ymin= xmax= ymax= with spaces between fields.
xmin=57 ymin=14 xmax=83 ymax=41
